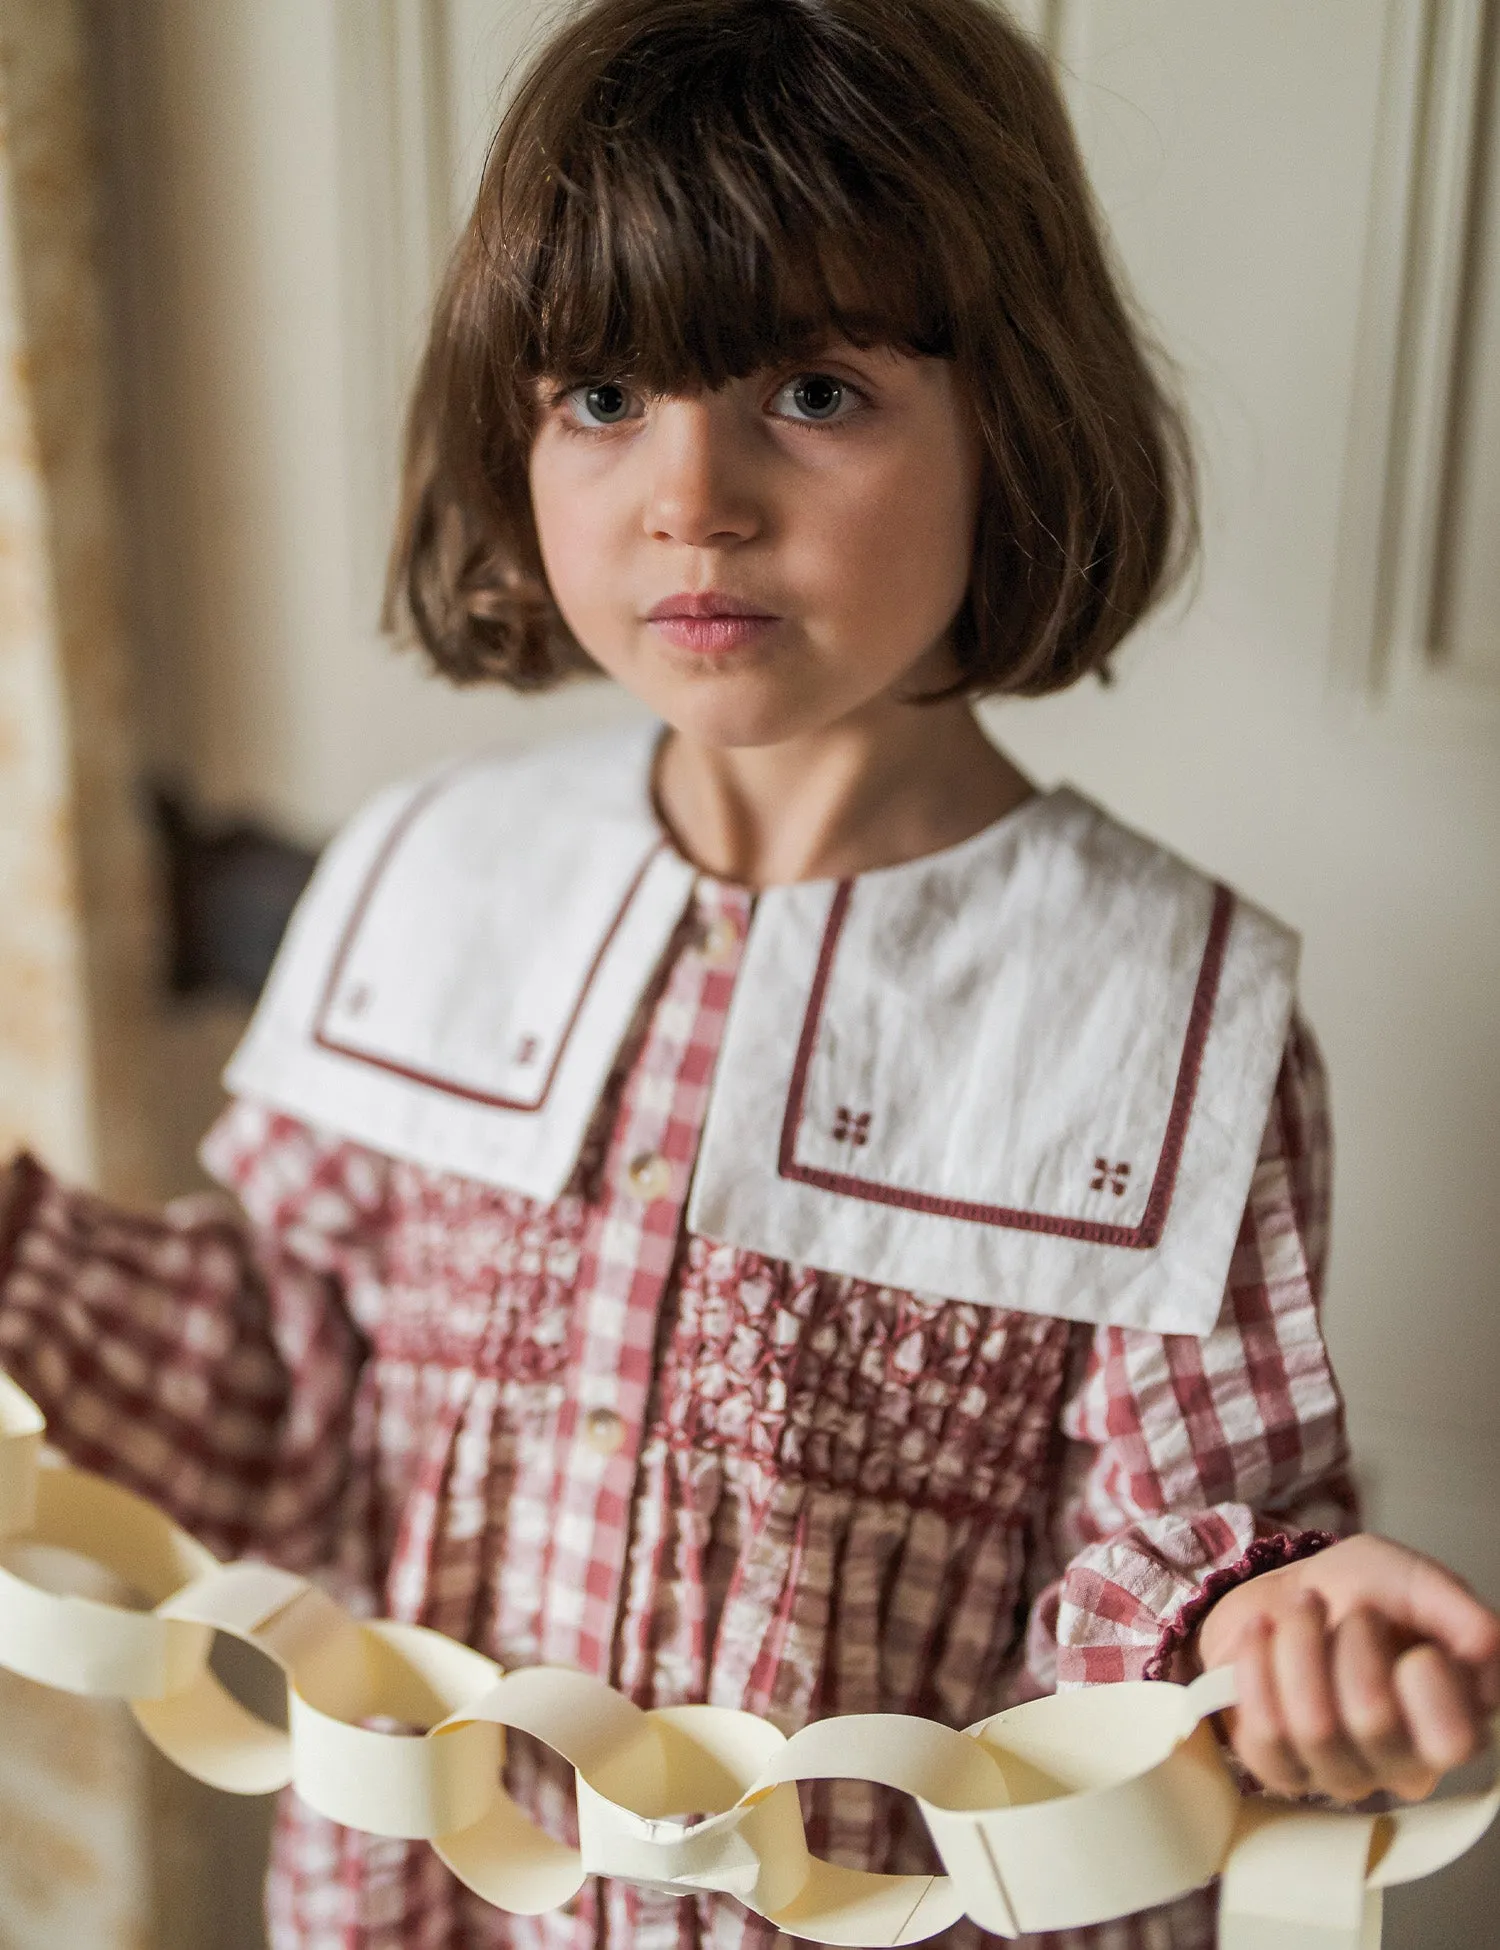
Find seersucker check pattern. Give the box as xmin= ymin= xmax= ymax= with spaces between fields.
xmin=0 ymin=876 xmax=1354 ymax=1949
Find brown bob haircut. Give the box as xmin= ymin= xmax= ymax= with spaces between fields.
xmin=389 ymin=0 xmax=1198 ymax=698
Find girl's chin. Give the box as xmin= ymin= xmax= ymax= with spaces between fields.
xmin=599 ymin=653 xmax=836 ymax=749
xmin=648 ymin=681 xmax=844 ymax=752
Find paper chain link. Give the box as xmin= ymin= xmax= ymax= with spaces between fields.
xmin=0 ymin=1373 xmax=1493 ymax=1945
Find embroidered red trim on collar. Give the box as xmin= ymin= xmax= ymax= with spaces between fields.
xmin=775 ymin=878 xmax=1235 ymax=1250
xmin=311 ymin=769 xmax=665 ymax=1115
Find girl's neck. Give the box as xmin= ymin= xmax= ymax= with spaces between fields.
xmin=652 ymin=700 xmax=1035 ymax=889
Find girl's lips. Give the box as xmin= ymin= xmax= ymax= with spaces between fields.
xmin=650 ymin=615 xmax=779 ymax=654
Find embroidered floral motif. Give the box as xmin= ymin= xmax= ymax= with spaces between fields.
xmin=1091 ymin=1156 xmax=1131 ymax=1195
xmin=832 ymin=1106 xmax=872 ymax=1146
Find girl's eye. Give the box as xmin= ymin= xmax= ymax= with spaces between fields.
xmin=773 ymin=373 xmax=861 ymax=423
xmin=563 ymin=381 xmax=640 ymax=429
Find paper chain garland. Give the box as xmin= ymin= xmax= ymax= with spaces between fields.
xmin=0 ymin=1373 xmax=1494 ymax=1945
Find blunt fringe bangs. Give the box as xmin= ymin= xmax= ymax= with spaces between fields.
xmin=388 ymin=0 xmax=1199 ymax=697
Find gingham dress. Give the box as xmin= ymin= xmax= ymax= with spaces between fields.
xmin=0 ymin=874 xmax=1355 ymax=1950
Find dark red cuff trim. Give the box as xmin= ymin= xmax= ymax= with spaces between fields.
xmin=0 ymin=1152 xmax=46 ymax=1295
xmin=1143 ymin=1528 xmax=1342 ymax=1682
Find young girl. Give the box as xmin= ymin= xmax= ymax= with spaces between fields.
xmin=2 ymin=1 xmax=1496 ymax=1945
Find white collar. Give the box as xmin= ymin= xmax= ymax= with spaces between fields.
xmin=225 ymin=725 xmax=1298 ymax=1334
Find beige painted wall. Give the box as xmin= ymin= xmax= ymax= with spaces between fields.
xmin=87 ymin=2 xmax=1500 ymax=1943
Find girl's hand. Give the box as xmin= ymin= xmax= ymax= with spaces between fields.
xmin=1196 ymin=1534 xmax=1500 ymax=1804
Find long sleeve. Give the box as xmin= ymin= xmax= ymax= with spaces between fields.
xmin=1024 ymin=1014 xmax=1358 ymax=1693
xmin=0 ymin=1098 xmax=383 ymax=1569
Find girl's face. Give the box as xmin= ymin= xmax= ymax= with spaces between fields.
xmin=527 ymin=343 xmax=985 ymax=748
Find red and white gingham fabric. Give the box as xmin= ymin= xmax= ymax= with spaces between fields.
xmin=0 ymin=877 xmax=1354 ymax=1950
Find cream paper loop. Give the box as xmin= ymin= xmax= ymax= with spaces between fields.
xmin=742 ymin=1713 xmax=1005 ymax=1940
xmin=289 ymin=1620 xmax=504 ymax=1839
xmin=0 ymin=1378 xmax=1495 ymax=1946
xmin=133 ymin=1562 xmax=367 ymax=1796
xmin=573 ymin=1706 xmax=808 ymax=1916
xmin=1220 ymin=1801 xmax=1384 ymax=1950
xmin=431 ymin=1665 xmax=662 ymax=1915
xmin=0 ymin=1458 xmax=217 ymax=1699
xmin=430 ymin=1672 xmax=819 ymax=1922
xmin=928 ymin=1678 xmax=1244 ymax=1936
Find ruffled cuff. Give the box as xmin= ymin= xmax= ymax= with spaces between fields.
xmin=1143 ymin=1528 xmax=1341 ymax=1683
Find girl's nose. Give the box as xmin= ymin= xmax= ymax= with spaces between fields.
xmin=642 ymin=399 xmax=760 ymax=547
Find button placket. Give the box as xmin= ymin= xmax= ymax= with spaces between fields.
xmin=538 ymin=878 xmax=752 ymax=1675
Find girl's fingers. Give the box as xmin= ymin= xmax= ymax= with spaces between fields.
xmin=1332 ymin=1607 xmax=1439 ymax=1802
xmin=1231 ymin=1616 xmax=1312 ymax=1798
xmin=1393 ymin=1642 xmax=1485 ymax=1785
xmin=1388 ymin=1551 xmax=1500 ymax=1688
xmin=1272 ymin=1592 xmax=1378 ymax=1802
xmin=1222 ymin=1561 xmax=1496 ymax=1804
